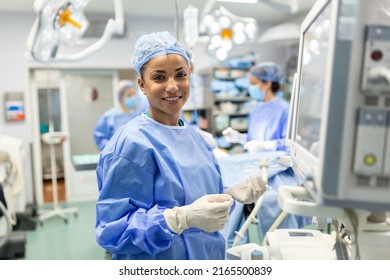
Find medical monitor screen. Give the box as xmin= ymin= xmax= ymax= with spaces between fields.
xmin=295 ymin=3 xmax=331 ymax=158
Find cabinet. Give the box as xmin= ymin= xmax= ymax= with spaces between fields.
xmin=182 ymin=108 xmax=213 ymax=131
xmin=182 ymin=72 xmax=214 ymax=133
xmin=208 ymin=66 xmax=256 ymax=135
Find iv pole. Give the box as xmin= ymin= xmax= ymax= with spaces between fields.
xmin=38 ymin=69 xmax=78 ymax=224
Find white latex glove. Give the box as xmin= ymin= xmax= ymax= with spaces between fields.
xmin=243 ymin=140 xmax=276 ymax=153
xmin=222 ymin=127 xmax=246 ymax=144
xmin=224 ymin=175 xmax=267 ymax=204
xmin=163 ymin=194 xmax=233 ymax=234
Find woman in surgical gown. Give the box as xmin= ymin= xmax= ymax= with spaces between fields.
xmin=95 ymin=31 xmax=267 ymax=260
xmin=223 ymin=62 xmax=290 ymax=153
xmin=93 ymin=80 xmax=148 ymax=151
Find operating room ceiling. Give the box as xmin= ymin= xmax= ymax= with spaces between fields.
xmin=0 ymin=0 xmax=316 ymax=24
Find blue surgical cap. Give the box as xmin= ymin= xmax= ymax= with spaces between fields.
xmin=249 ymin=62 xmax=284 ymax=83
xmin=117 ymin=80 xmax=135 ymax=102
xmin=132 ymin=31 xmax=191 ymax=76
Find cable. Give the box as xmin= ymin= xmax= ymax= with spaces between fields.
xmin=232 ymin=158 xmax=269 ymax=247
xmin=174 ymin=0 xmax=180 ymax=39
xmin=232 ymin=194 xmax=266 ymax=247
xmin=0 ymin=149 xmax=24 ymax=225
xmin=262 ymin=210 xmax=288 ymax=246
xmin=0 ymin=200 xmax=12 ymax=249
xmin=344 ymin=209 xmax=360 ymax=260
xmin=332 ymin=219 xmax=351 ymax=260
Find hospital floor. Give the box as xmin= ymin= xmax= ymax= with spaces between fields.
xmin=18 ymin=200 xmax=107 ymax=260
xmin=15 ymin=200 xmax=260 ymax=260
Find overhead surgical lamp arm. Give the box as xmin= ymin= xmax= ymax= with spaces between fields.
xmin=27 ymin=0 xmax=124 ymax=63
xmin=56 ymin=0 xmax=124 ymax=62
xmin=201 ymin=0 xmax=217 ymax=18
xmin=201 ymin=0 xmax=297 ymax=17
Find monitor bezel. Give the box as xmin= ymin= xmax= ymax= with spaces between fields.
xmin=289 ymin=0 xmax=335 ymax=199
xmin=284 ymin=72 xmax=298 ymax=148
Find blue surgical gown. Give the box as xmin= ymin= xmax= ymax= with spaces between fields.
xmin=95 ymin=114 xmax=227 ymax=260
xmin=247 ymin=97 xmax=289 ymax=151
xmin=93 ymin=108 xmax=142 ymax=151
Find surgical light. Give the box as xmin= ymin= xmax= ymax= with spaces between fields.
xmin=202 ymin=6 xmax=258 ymax=60
xmin=244 ymin=22 xmax=256 ymax=34
xmin=27 ymin=0 xmax=124 ymax=63
xmin=219 ymin=16 xmax=231 ymax=28
xmin=202 ymin=14 xmax=214 ymax=26
xmin=58 ymin=5 xmax=89 ymax=45
xmin=208 ymin=44 xmax=217 ymax=50
xmin=211 ymin=35 xmax=222 ymax=47
xmin=221 ymin=39 xmax=233 ymax=51
xmin=210 ymin=21 xmax=221 ymax=34
xmin=233 ymin=31 xmax=245 ymax=44
xmin=221 ymin=28 xmax=233 ymax=40
xmin=216 ymin=48 xmax=228 ymax=60
xmin=233 ymin=22 xmax=244 ymax=32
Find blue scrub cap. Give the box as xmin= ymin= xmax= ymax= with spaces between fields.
xmin=249 ymin=62 xmax=284 ymax=83
xmin=132 ymin=31 xmax=191 ymax=76
xmin=117 ymin=80 xmax=135 ymax=102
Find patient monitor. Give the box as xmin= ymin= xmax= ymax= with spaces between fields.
xmin=289 ymin=0 xmax=390 ymax=211
xmin=228 ymin=0 xmax=390 ymax=260
xmin=279 ymin=0 xmax=390 ymax=259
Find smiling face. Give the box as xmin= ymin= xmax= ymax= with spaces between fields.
xmin=137 ymin=54 xmax=190 ymax=126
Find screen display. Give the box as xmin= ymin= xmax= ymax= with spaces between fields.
xmin=295 ymin=4 xmax=331 ymax=158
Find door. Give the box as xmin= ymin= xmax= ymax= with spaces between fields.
xmin=60 ymin=70 xmax=116 ymax=202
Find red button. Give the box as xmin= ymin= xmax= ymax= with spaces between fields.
xmin=371 ymin=50 xmax=382 ymax=61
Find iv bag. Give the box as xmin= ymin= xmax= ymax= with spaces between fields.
xmin=183 ymin=4 xmax=199 ymax=47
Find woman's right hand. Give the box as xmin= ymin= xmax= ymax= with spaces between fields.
xmin=164 ymin=194 xmax=233 ymax=233
xmin=184 ymin=194 xmax=233 ymax=232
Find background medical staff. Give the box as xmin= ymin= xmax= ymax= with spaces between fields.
xmin=93 ymin=80 xmax=148 ymax=151
xmin=223 ymin=62 xmax=289 ymax=153
xmin=95 ymin=31 xmax=266 ymax=260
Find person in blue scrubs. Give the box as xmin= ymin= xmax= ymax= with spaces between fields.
xmin=93 ymin=80 xmax=148 ymax=151
xmin=95 ymin=31 xmax=267 ymax=260
xmin=223 ymin=62 xmax=289 ymax=153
